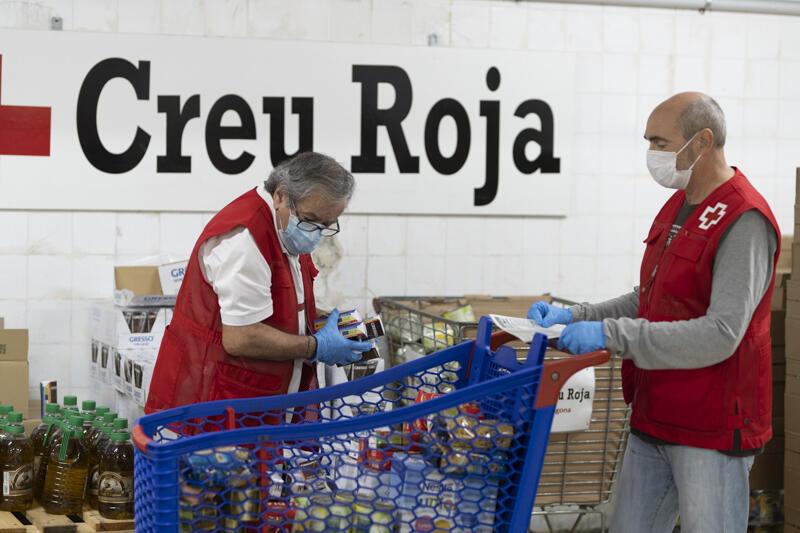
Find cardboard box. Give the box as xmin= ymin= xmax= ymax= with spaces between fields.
xmin=774 ymin=272 xmax=790 ymax=311
xmin=787 ymin=316 xmax=800 ymax=353
xmin=0 ymin=361 xmax=29 ymax=411
xmin=114 ymin=265 xmax=178 ymax=307
xmin=794 ymin=243 xmax=800 ymax=277
xmin=113 ymin=332 xmax=163 ymax=392
xmin=785 ymin=448 xmax=800 ymax=525
xmin=789 ymin=359 xmax=800 ymax=395
xmin=130 ymin=358 xmax=154 ymax=407
xmin=788 ymin=392 xmax=800 ymax=433
xmin=0 ymin=329 xmax=28 ymax=362
xmin=90 ymin=303 xmax=170 ymax=346
xmin=779 ymin=235 xmax=794 ymax=272
xmin=790 ymin=280 xmax=800 ymax=303
xmin=790 ymin=356 xmax=800 ymax=377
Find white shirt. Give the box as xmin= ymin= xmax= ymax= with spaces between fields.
xmin=200 ymin=186 xmax=305 ymax=334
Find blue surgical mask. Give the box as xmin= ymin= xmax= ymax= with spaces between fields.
xmin=278 ymin=211 xmax=323 ymax=255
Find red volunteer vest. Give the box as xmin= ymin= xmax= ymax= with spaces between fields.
xmin=145 ymin=188 xmax=319 ymax=413
xmin=623 ymin=169 xmax=780 ymax=451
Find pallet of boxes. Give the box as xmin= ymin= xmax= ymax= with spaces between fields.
xmin=788 ymin=170 xmax=800 ymax=533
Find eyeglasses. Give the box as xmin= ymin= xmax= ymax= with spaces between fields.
xmin=295 ymin=215 xmax=340 ymax=237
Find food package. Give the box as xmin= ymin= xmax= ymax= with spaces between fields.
xmin=441 ymin=304 xmax=476 ymax=323
xmin=421 ymin=323 xmax=456 ymax=353
xmin=386 ymin=314 xmax=423 ymax=344
xmin=391 ymin=452 xmax=499 ymax=531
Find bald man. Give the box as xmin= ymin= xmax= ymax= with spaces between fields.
xmin=528 ymin=92 xmax=780 ymax=533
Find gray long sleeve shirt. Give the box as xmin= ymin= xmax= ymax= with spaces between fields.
xmin=570 ymin=209 xmax=777 ymax=370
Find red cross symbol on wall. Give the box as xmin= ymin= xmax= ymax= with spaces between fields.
xmin=0 ymin=55 xmax=51 ymax=156
xmin=698 ymin=202 xmax=728 ymax=230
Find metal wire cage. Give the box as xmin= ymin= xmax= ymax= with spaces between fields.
xmin=374 ymin=295 xmax=630 ymax=527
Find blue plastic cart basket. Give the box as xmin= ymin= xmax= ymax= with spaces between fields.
xmin=133 ymin=316 xmax=609 ymax=532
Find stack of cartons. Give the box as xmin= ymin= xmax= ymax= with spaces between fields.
xmin=88 ymin=263 xmax=185 ymax=421
xmin=0 ymin=323 xmax=29 ymax=414
xmin=785 ymin=169 xmax=800 ymax=533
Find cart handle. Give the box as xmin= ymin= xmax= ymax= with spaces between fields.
xmin=132 ymin=405 xmax=238 ymax=453
xmin=536 ymin=349 xmax=610 ymax=408
xmin=485 ymin=330 xmax=610 ymax=408
xmin=132 ymin=424 xmax=150 ymax=452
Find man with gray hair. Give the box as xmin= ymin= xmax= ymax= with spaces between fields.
xmin=147 ymin=151 xmax=371 ymax=412
xmin=529 ymin=92 xmax=781 ymax=532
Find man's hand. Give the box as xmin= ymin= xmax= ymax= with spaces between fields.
xmin=314 ymin=309 xmax=373 ymax=366
xmin=557 ymin=321 xmax=606 ymax=354
xmin=528 ymin=301 xmax=573 ymax=327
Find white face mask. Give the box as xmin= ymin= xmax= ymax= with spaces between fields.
xmin=646 ymin=132 xmax=703 ymax=190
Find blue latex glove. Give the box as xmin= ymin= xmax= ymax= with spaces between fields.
xmin=557 ymin=322 xmax=606 ymax=355
xmin=527 ymin=301 xmax=573 ymax=328
xmin=313 ymin=309 xmax=373 ymax=366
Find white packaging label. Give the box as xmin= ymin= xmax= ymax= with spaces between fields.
xmin=551 ymin=367 xmax=595 ymax=433
xmin=158 ymin=261 xmax=188 ymax=296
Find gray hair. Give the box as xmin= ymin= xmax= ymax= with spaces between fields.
xmin=678 ymin=95 xmax=727 ymax=147
xmin=265 ymin=152 xmax=355 ymax=204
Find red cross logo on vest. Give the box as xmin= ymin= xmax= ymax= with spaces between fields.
xmin=698 ymin=201 xmax=728 ymax=230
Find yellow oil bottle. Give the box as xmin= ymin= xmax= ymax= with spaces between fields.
xmin=85 ymin=419 xmax=112 ymax=509
xmin=0 ymin=425 xmax=34 ymax=511
xmin=34 ymin=409 xmax=68 ymax=505
xmin=41 ymin=416 xmax=89 ymax=515
xmin=31 ymin=406 xmax=59 ymax=503
xmin=97 ymin=429 xmax=134 ymax=520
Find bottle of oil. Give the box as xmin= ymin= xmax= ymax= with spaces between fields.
xmin=0 ymin=405 xmax=13 ymax=427
xmin=0 ymin=425 xmax=34 ymax=511
xmin=97 ymin=430 xmax=133 ymax=520
xmin=100 ymin=412 xmax=117 ymax=427
xmin=34 ymin=417 xmax=65 ymax=503
xmin=94 ymin=406 xmax=110 ymax=417
xmin=6 ymin=412 xmax=23 ymax=427
xmin=85 ymin=418 xmax=111 ymax=509
xmin=62 ymin=395 xmax=78 ymax=411
xmin=31 ymin=404 xmax=60 ymax=503
xmin=41 ymin=418 xmax=89 ymax=515
xmin=81 ymin=400 xmax=96 ymax=416
xmin=80 ymin=414 xmax=96 ymax=438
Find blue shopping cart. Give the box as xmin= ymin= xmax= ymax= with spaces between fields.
xmin=133 ymin=316 xmax=609 ymax=532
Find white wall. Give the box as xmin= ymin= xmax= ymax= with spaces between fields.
xmin=1 ymin=0 xmax=800 ymax=399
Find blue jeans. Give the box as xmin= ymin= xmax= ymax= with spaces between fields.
xmin=610 ymin=433 xmax=755 ymax=533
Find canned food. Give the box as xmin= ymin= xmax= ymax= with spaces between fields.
xmin=456 ymin=414 xmax=478 ymax=430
